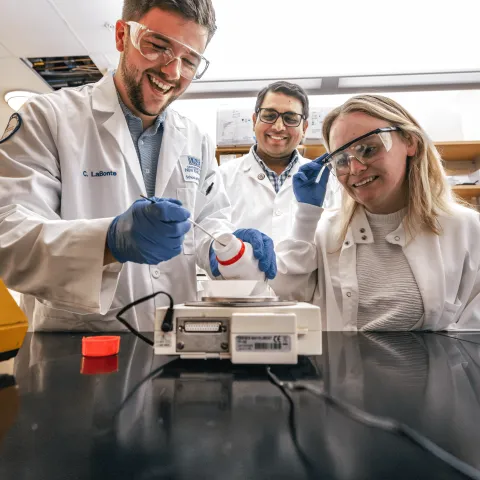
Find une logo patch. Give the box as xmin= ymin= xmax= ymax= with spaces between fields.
xmin=182 ymin=155 xmax=202 ymax=184
xmin=188 ymin=156 xmax=201 ymax=168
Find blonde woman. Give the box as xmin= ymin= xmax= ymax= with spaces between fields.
xmin=274 ymin=95 xmax=480 ymax=331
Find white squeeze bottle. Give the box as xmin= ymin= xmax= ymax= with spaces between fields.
xmin=213 ymin=233 xmax=265 ymax=281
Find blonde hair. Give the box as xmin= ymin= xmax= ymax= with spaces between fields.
xmin=322 ymin=94 xmax=455 ymax=242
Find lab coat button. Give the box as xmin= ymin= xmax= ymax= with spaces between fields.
xmin=346 ymin=292 xmax=352 ymax=297
xmin=394 ymin=236 xmax=401 ymax=241
xmin=258 ymin=173 xmax=265 ymax=180
xmin=275 ymin=209 xmax=282 ymax=216
xmin=152 ymin=269 xmax=161 ymax=279
xmin=344 ymin=241 xmax=350 ymax=246
xmin=361 ymin=235 xmax=367 ymax=241
xmin=360 ymin=228 xmax=366 ymax=233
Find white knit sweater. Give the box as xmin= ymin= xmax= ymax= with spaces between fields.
xmin=357 ymin=208 xmax=424 ymax=331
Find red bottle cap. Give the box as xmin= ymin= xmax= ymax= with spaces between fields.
xmin=82 ymin=336 xmax=120 ymax=357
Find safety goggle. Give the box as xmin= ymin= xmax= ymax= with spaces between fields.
xmin=323 ymin=127 xmax=400 ymax=177
xmin=256 ymin=108 xmax=305 ymax=127
xmin=126 ymin=21 xmax=210 ymax=80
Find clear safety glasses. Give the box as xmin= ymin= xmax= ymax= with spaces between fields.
xmin=126 ymin=21 xmax=210 ymax=80
xmin=257 ymin=108 xmax=305 ymax=127
xmin=323 ymin=127 xmax=400 ymax=177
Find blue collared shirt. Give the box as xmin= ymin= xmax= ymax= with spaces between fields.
xmin=118 ymin=96 xmax=167 ymax=197
xmin=252 ymin=145 xmax=299 ymax=193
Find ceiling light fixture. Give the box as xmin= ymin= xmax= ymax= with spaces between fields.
xmin=4 ymin=90 xmax=38 ymax=111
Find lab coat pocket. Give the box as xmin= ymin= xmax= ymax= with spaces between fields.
xmin=177 ymin=187 xmax=195 ymax=255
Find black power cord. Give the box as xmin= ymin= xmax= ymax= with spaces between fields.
xmin=266 ymin=367 xmax=480 ymax=480
xmin=110 ymin=363 xmax=166 ymax=422
xmin=116 ymin=291 xmax=175 ymax=347
xmin=266 ymin=367 xmax=317 ymax=478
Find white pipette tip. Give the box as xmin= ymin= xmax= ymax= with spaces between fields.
xmin=187 ymin=218 xmax=227 ymax=247
xmin=315 ymin=164 xmax=327 ymax=184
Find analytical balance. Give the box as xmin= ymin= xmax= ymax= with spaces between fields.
xmin=154 ymin=284 xmax=321 ymax=365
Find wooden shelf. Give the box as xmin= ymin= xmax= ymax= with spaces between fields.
xmin=215 ymin=143 xmax=480 ymax=208
xmin=452 ymin=185 xmax=480 ymax=198
xmin=217 ymin=141 xmax=480 ymax=163
xmin=217 ymin=147 xmax=251 ymax=155
xmin=435 ymin=142 xmax=480 ymax=162
xmin=216 ymin=144 xmax=327 ymax=162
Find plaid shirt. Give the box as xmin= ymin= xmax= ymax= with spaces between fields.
xmin=251 ymin=145 xmax=299 ymax=193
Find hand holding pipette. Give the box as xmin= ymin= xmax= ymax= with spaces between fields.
xmin=140 ymin=195 xmax=227 ymax=247
xmin=292 ymin=153 xmax=331 ymax=207
xmin=107 ymin=196 xmax=191 ymax=264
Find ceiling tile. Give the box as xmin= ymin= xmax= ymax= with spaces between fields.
xmin=51 ymin=0 xmax=122 ymax=54
xmin=0 ymin=42 xmax=12 ymax=59
xmin=0 ymin=58 xmax=53 ymax=100
xmin=0 ymin=0 xmax=87 ymax=57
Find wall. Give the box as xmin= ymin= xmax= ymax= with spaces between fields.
xmin=173 ymin=89 xmax=480 ymax=144
xmin=3 ymin=88 xmax=479 ymax=143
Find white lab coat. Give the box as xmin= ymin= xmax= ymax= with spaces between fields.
xmin=219 ymin=148 xmax=340 ymax=245
xmin=274 ymin=203 xmax=480 ymax=330
xmin=0 ymin=74 xmax=234 ymax=331
xmin=219 ymin=148 xmax=340 ymax=299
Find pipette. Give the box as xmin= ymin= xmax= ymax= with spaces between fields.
xmin=139 ymin=195 xmax=227 ymax=247
xmin=314 ymin=156 xmax=329 ymax=184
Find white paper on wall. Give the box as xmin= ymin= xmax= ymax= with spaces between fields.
xmin=216 ymin=108 xmax=255 ymax=146
xmin=304 ymin=107 xmax=332 ymax=144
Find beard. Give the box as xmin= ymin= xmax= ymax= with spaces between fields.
xmin=119 ymin=45 xmax=181 ymax=117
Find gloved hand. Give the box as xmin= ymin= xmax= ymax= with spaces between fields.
xmin=234 ymin=228 xmax=277 ymax=280
xmin=209 ymin=242 xmax=221 ymax=277
xmin=293 ymin=153 xmax=331 ymax=207
xmin=107 ymin=197 xmax=191 ymax=264
xmin=209 ymin=229 xmax=277 ymax=280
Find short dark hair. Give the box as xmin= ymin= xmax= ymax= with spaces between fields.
xmin=255 ymin=81 xmax=309 ymax=120
xmin=122 ymin=0 xmax=217 ymax=42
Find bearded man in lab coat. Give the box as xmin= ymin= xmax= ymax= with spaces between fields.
xmin=0 ymin=0 xmax=276 ymax=331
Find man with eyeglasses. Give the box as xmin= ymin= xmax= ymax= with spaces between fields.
xmin=0 ymin=0 xmax=276 ymax=332
xmin=220 ymin=81 xmax=339 ymax=247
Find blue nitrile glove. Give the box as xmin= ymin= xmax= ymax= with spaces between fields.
xmin=233 ymin=229 xmax=277 ymax=280
xmin=209 ymin=242 xmax=221 ymax=277
xmin=107 ymin=197 xmax=191 ymax=264
xmin=293 ymin=153 xmax=331 ymax=207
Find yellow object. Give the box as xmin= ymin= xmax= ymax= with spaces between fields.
xmin=0 ymin=280 xmax=28 ymax=356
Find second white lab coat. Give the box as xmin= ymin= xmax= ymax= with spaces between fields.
xmin=219 ymin=148 xmax=340 ymax=244
xmin=274 ymin=203 xmax=480 ymax=331
xmin=0 ymin=74 xmax=233 ymax=331
xmin=219 ymin=149 xmax=340 ymax=299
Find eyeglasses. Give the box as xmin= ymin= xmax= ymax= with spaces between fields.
xmin=125 ymin=21 xmax=210 ymax=80
xmin=323 ymin=127 xmax=400 ymax=177
xmin=256 ymin=108 xmax=305 ymax=127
